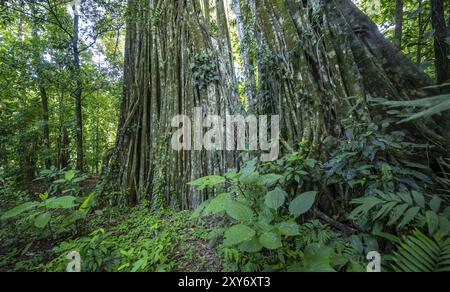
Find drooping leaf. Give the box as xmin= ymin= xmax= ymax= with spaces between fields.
xmin=224 ymin=200 xmax=255 ymax=222
xmin=289 ymin=191 xmax=317 ymax=218
xmin=223 ymin=225 xmax=256 ymax=247
xmin=34 ymin=212 xmax=51 ymax=229
xmin=64 ymin=170 xmax=76 ymax=182
xmin=398 ymin=207 xmax=421 ymax=229
xmin=259 ymin=232 xmax=283 ymax=250
xmin=46 ymin=196 xmax=77 ymax=209
xmin=80 ymin=192 xmax=95 ymax=213
xmin=203 ymin=193 xmax=231 ymax=216
xmin=1 ymin=202 xmax=40 ymax=220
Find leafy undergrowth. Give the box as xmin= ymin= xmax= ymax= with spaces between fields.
xmin=0 ymin=207 xmax=222 ymax=272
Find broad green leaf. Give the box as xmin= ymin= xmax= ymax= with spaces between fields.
xmin=238 ymin=237 xmax=263 ymax=253
xmin=203 ymin=193 xmax=231 ymax=216
xmin=438 ymin=217 xmax=450 ymax=238
xmin=398 ymin=207 xmax=421 ymax=229
xmin=62 ymin=210 xmax=86 ymax=227
xmin=258 ymin=174 xmax=283 ymax=186
xmin=46 ymin=196 xmax=77 ymax=209
xmin=190 ymin=200 xmax=209 ymax=219
xmin=34 ymin=212 xmax=51 ymax=229
xmin=258 ymin=207 xmax=274 ymax=224
xmin=259 ymin=232 xmax=282 ymax=250
xmin=265 ymin=187 xmax=287 ymax=210
xmin=1 ymin=202 xmax=40 ymax=220
xmin=276 ymin=221 xmax=300 ymax=236
xmin=426 ymin=211 xmax=440 ymax=235
xmin=430 ymin=196 xmax=442 ymax=213
xmin=301 ymin=244 xmax=335 ymax=272
xmin=80 ymin=192 xmax=95 ymax=213
xmin=223 ymin=225 xmax=256 ymax=247
xmin=411 ymin=191 xmax=425 ymax=208
xmin=188 ymin=176 xmax=225 ymax=191
xmin=65 ymin=170 xmax=76 ymax=182
xmin=289 ymin=191 xmax=317 ymax=218
xmin=388 ymin=203 xmax=410 ymax=225
xmin=224 ymin=200 xmax=255 ymax=222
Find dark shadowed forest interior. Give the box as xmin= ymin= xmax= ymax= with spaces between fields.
xmin=0 ymin=0 xmax=449 ymax=273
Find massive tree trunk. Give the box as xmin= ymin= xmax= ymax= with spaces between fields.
xmin=104 ymin=0 xmax=240 ymax=209
xmin=107 ymin=0 xmax=446 ymax=210
xmin=248 ymin=0 xmax=445 ymax=153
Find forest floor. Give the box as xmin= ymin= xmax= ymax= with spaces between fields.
xmin=0 ymin=181 xmax=223 ymax=272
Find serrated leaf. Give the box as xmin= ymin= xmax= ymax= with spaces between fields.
xmin=188 ymin=176 xmax=225 ymax=191
xmin=224 ymin=200 xmax=255 ymax=222
xmin=223 ymin=225 xmax=256 ymax=247
xmin=259 ymin=232 xmax=282 ymax=250
xmin=203 ymin=193 xmax=231 ymax=216
xmin=276 ymin=221 xmax=300 ymax=236
xmin=265 ymin=187 xmax=287 ymax=210
xmin=238 ymin=237 xmax=263 ymax=253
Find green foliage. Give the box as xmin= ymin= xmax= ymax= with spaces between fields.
xmin=0 ymin=190 xmax=96 ymax=237
xmin=289 ymin=191 xmax=317 ymax=218
xmin=374 ymin=88 xmax=450 ymax=124
xmin=45 ymin=209 xmax=207 ymax=272
xmin=392 ymin=230 xmax=450 ymax=272
xmin=191 ymin=51 xmax=220 ymax=90
xmin=350 ymin=189 xmax=450 ymax=236
xmin=35 ymin=168 xmax=88 ymax=197
xmin=190 ymin=158 xmax=361 ymax=272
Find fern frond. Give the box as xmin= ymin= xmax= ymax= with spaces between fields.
xmin=392 ymin=230 xmax=450 ymax=272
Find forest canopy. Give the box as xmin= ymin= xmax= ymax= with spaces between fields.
xmin=0 ymin=0 xmax=449 ymax=273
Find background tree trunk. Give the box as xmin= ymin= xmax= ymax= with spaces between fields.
xmin=431 ymin=0 xmax=450 ymax=83
xmin=395 ymin=0 xmax=404 ymax=49
xmin=31 ymin=13 xmax=51 ymax=169
xmin=72 ymin=4 xmax=84 ymax=172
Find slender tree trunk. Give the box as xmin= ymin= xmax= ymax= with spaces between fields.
xmin=31 ymin=11 xmax=51 ymax=169
xmin=57 ymin=89 xmax=70 ymax=170
xmin=431 ymin=0 xmax=450 ymax=83
xmin=395 ymin=0 xmax=404 ymax=49
xmin=232 ymin=0 xmax=256 ymax=111
xmin=72 ymin=4 xmax=84 ymax=172
xmin=417 ymin=0 xmax=424 ymax=65
xmin=203 ymin=0 xmax=210 ymax=26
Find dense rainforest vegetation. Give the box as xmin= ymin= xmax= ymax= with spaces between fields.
xmin=0 ymin=0 xmax=449 ymax=273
